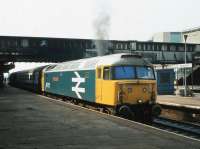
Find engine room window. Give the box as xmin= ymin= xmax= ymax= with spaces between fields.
xmin=103 ymin=67 xmax=110 ymax=80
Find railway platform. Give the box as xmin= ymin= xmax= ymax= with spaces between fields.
xmin=0 ymin=86 xmax=200 ymax=149
xmin=157 ymin=94 xmax=200 ymax=110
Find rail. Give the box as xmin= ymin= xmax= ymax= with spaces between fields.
xmin=153 ymin=117 xmax=200 ymax=139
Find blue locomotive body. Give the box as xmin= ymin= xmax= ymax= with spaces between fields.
xmin=44 ymin=70 xmax=96 ymax=102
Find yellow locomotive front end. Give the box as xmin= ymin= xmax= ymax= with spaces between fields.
xmin=95 ymin=55 xmax=161 ymax=121
xmin=117 ymin=80 xmax=156 ymax=105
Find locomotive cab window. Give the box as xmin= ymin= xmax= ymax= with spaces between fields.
xmin=112 ymin=65 xmax=155 ymax=80
xmin=136 ymin=67 xmax=155 ymax=79
xmin=103 ymin=67 xmax=110 ymax=80
xmin=113 ymin=66 xmax=136 ymax=80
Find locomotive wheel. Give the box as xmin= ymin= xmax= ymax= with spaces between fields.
xmin=118 ymin=105 xmax=134 ymax=120
xmin=73 ymin=99 xmax=79 ymax=105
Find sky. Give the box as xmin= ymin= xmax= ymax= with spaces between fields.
xmin=0 ymin=0 xmax=199 ymax=72
xmin=0 ymin=0 xmax=199 ymax=41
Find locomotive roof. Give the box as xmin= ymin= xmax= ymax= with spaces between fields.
xmin=45 ymin=53 xmax=152 ymax=72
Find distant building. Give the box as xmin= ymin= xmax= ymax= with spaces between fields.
xmin=152 ymin=27 xmax=200 ymax=44
xmin=152 ymin=32 xmax=182 ymax=43
xmin=182 ymin=27 xmax=200 ymax=44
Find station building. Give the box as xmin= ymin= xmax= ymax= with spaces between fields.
xmin=152 ymin=27 xmax=200 ymax=92
xmin=152 ymin=32 xmax=182 ymax=43
xmin=182 ymin=27 xmax=200 ymax=44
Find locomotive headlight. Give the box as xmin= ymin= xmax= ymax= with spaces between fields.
xmin=137 ymin=99 xmax=143 ymax=103
xmin=143 ymin=87 xmax=147 ymax=93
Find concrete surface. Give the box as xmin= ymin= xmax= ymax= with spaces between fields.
xmin=157 ymin=94 xmax=200 ymax=109
xmin=0 ymin=86 xmax=200 ymax=149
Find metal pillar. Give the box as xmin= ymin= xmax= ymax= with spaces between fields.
xmin=176 ymin=67 xmax=179 ymax=91
xmin=191 ymin=63 xmax=194 ymax=90
xmin=184 ymin=35 xmax=188 ymax=96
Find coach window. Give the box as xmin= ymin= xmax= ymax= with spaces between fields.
xmin=97 ymin=67 xmax=101 ymax=79
xmin=103 ymin=67 xmax=110 ymax=80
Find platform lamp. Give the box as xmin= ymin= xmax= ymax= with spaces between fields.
xmin=184 ymin=34 xmax=188 ymax=96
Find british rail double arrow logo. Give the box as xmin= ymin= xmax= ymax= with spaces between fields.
xmin=72 ymin=72 xmax=85 ymax=99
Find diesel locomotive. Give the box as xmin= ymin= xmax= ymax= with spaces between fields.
xmin=9 ymin=53 xmax=161 ymax=121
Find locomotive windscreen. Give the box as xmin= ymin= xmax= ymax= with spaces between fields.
xmin=113 ymin=66 xmax=155 ymax=80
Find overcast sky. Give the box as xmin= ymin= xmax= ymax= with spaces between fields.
xmin=0 ymin=0 xmax=199 ymax=41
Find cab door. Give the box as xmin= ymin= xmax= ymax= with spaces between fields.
xmin=96 ymin=66 xmax=103 ymax=103
xmin=101 ymin=66 xmax=116 ymax=106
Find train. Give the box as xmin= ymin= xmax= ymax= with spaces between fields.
xmin=9 ymin=53 xmax=161 ymax=122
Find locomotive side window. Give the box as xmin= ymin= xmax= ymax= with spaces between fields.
xmin=103 ymin=67 xmax=110 ymax=80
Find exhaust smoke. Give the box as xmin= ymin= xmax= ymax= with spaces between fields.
xmin=93 ymin=0 xmax=111 ymax=56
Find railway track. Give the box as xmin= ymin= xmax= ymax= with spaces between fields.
xmin=153 ymin=117 xmax=200 ymax=139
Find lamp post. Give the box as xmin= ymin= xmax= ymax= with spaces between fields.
xmin=184 ymin=34 xmax=188 ymax=96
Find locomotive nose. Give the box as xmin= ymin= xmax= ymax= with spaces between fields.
xmin=117 ymin=83 xmax=155 ymax=104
